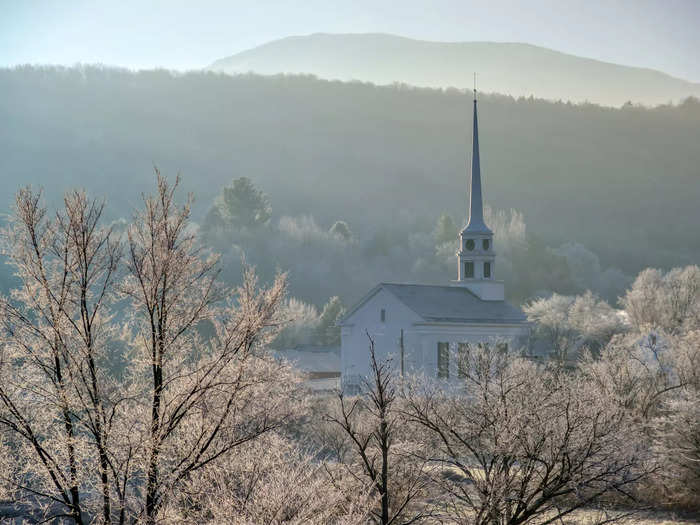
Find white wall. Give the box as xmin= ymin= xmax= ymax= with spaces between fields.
xmin=340 ymin=288 xmax=530 ymax=391
xmin=410 ymin=323 xmax=529 ymax=381
xmin=340 ymin=288 xmax=421 ymax=389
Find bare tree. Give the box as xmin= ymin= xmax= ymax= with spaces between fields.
xmin=59 ymin=191 xmax=123 ymax=524
xmin=403 ymin=344 xmax=650 ymax=525
xmin=121 ymin=171 xmax=297 ymax=523
xmin=0 ymin=188 xmax=121 ymax=523
xmin=0 ymin=175 xmax=305 ymax=524
xmin=325 ymin=336 xmax=428 ymax=525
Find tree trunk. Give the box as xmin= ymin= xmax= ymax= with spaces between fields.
xmin=56 ymin=353 xmax=84 ymax=525
xmin=146 ymin=358 xmax=163 ymax=525
xmin=380 ymin=417 xmax=389 ymax=525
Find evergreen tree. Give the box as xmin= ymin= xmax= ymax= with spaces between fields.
xmin=213 ymin=177 xmax=271 ymax=230
xmin=316 ymin=296 xmax=345 ymax=345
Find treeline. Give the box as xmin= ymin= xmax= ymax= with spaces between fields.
xmin=1 ymin=65 xmax=699 ymax=288
xmin=0 ymin=177 xmax=698 ymax=524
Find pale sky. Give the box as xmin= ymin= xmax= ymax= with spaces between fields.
xmin=1 ymin=0 xmax=699 ymax=82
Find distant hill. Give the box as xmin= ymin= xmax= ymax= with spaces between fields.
xmin=209 ymin=33 xmax=700 ymax=107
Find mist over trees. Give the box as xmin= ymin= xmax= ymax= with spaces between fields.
xmin=200 ymin=175 xmax=629 ymax=346
xmin=1 ymin=65 xmax=699 ymax=301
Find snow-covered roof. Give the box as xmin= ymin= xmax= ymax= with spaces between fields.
xmin=339 ymin=283 xmax=527 ymax=326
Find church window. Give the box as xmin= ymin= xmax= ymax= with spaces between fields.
xmin=458 ymin=343 xmax=469 ymax=378
xmin=484 ymin=262 xmax=491 ymax=278
xmin=483 ymin=239 xmax=490 ymax=250
xmin=464 ymin=261 xmax=474 ymax=278
xmin=465 ymin=239 xmax=475 ymax=251
xmin=380 ymin=309 xmax=386 ymax=323
xmin=437 ymin=342 xmax=449 ymax=378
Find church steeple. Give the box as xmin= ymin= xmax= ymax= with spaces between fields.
xmin=455 ymin=87 xmax=504 ymax=301
xmin=464 ymin=94 xmax=491 ymax=234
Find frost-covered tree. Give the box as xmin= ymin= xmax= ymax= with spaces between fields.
xmin=582 ymin=328 xmax=700 ymax=508
xmin=326 ymin=338 xmax=428 ymax=524
xmin=271 ymin=297 xmax=320 ymax=349
xmin=568 ymin=291 xmax=628 ymax=350
xmin=621 ymin=265 xmax=700 ymax=334
xmin=0 ymin=189 xmax=122 ymax=524
xmin=581 ymin=332 xmax=681 ymax=417
xmin=167 ymin=432 xmax=371 ymax=524
xmin=0 ymin=174 xmax=305 ymax=524
xmin=524 ymin=293 xmax=578 ymax=362
xmin=404 ymin=344 xmax=651 ymax=525
xmin=121 ymin=172 xmax=300 ymax=524
xmin=652 ymin=388 xmax=700 ymax=507
xmin=524 ymin=291 xmax=625 ymax=364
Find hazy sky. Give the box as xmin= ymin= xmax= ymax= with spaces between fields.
xmin=2 ymin=0 xmax=699 ymax=82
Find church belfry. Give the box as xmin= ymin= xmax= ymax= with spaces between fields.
xmin=455 ymin=89 xmax=504 ymax=301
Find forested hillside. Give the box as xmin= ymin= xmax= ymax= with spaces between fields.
xmin=1 ymin=66 xmax=699 ymax=304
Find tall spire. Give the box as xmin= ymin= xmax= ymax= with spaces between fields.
xmin=454 ymin=78 xmax=502 ymax=299
xmin=464 ymin=86 xmax=491 ymax=234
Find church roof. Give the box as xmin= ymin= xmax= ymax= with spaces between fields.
xmin=339 ymin=283 xmax=527 ymax=326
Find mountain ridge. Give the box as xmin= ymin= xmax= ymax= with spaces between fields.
xmin=209 ymin=33 xmax=700 ymax=107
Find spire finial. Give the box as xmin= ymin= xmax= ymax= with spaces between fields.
xmin=473 ymin=72 xmax=477 ymax=100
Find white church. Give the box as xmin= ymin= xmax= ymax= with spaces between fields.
xmin=338 ymin=93 xmax=530 ymax=391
